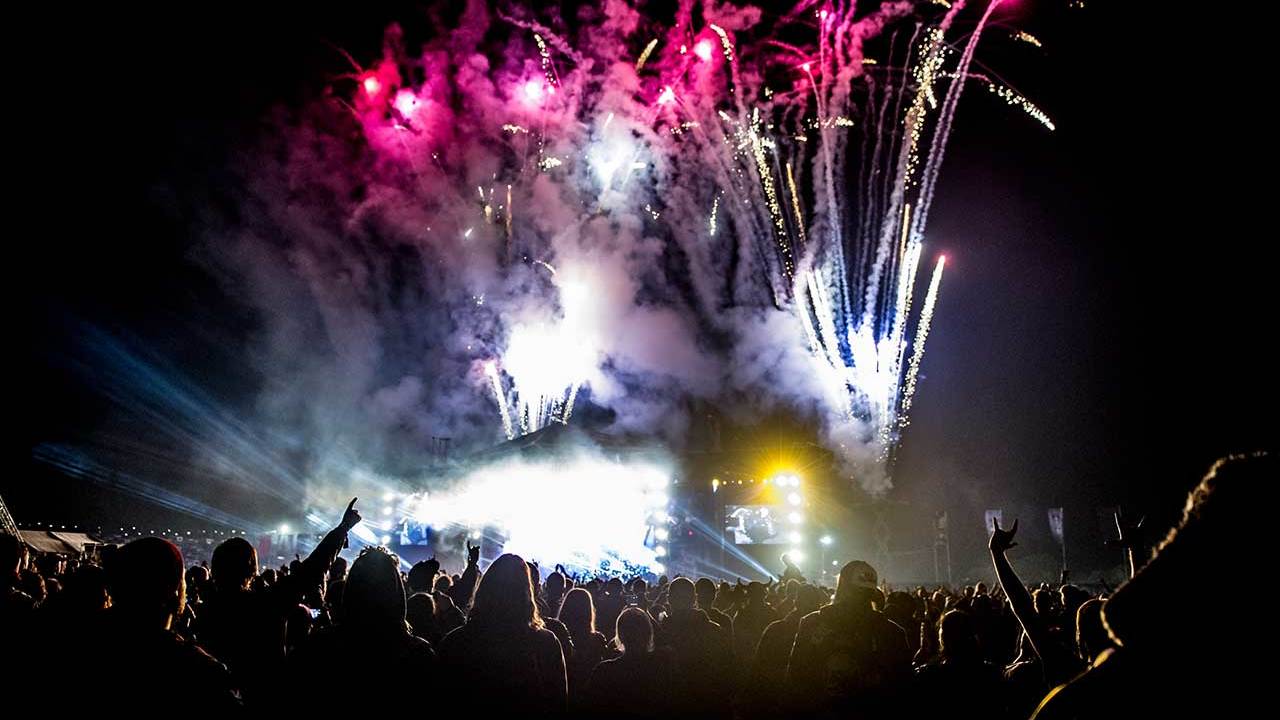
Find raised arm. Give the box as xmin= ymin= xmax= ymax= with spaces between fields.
xmin=989 ymin=519 xmax=1053 ymax=668
xmin=1113 ymin=509 xmax=1145 ymax=580
xmin=277 ymin=498 xmax=362 ymax=605
xmin=447 ymin=540 xmax=482 ymax=612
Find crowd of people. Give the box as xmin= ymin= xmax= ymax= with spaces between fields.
xmin=1 ymin=452 xmax=1267 ymax=717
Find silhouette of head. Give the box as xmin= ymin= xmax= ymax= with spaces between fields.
xmin=434 ymin=574 xmax=453 ymax=593
xmin=694 ymin=578 xmax=717 ymax=609
xmin=546 ymin=571 xmax=565 ymax=595
xmin=559 ymin=587 xmax=596 ymax=636
xmin=1100 ymin=455 xmax=1272 ymax=655
xmin=343 ymin=546 xmax=407 ymax=631
xmin=63 ymin=563 xmax=110 ymax=613
xmin=1076 ymin=598 xmax=1108 ymax=662
xmin=667 ymin=577 xmax=696 ymax=611
xmin=211 ymin=537 xmax=257 ymax=590
xmin=470 ymin=553 xmax=541 ymax=630
xmin=406 ymin=591 xmax=437 ymax=639
xmin=407 ymin=560 xmax=437 ymax=594
xmin=615 ymin=606 xmax=654 ymax=654
xmin=107 ymin=537 xmax=185 ymax=627
xmin=834 ymin=560 xmax=877 ymax=605
xmin=939 ymin=609 xmax=980 ymax=662
xmin=330 ymin=556 xmax=348 ymax=581
xmin=796 ymin=583 xmax=826 ymax=615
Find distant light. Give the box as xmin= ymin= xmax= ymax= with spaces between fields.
xmin=657 ymin=86 xmax=676 ymax=105
xmin=801 ymin=62 xmax=812 ymax=73
xmin=381 ymin=506 xmax=393 ymax=516
xmin=694 ymin=39 xmax=714 ymax=62
xmin=380 ymin=535 xmax=392 ymax=545
xmin=655 ymin=546 xmax=667 ymax=557
xmin=279 ymin=524 xmax=290 ymax=535
xmin=788 ymin=492 xmax=803 ymax=506
xmin=712 ymin=478 xmax=720 ymax=492
xmin=820 ymin=535 xmax=833 ymax=546
xmin=470 ymin=530 xmax=482 ymax=539
xmin=652 ymin=562 xmax=665 ymax=574
xmin=361 ymin=73 xmax=382 ymax=97
xmin=789 ymin=512 xmax=804 ymax=524
xmin=382 ymin=491 xmax=395 ymax=502
xmin=523 ymin=79 xmax=545 ymax=103
xmin=789 ymin=532 xmax=802 ymax=543
xmin=832 ymin=560 xmax=839 ymax=567
xmin=392 ymin=90 xmax=419 ymax=117
xmin=790 ymin=550 xmax=805 ymax=563
xmin=656 ymin=528 xmax=670 ymax=541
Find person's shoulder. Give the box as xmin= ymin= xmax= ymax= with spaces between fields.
xmin=533 ymin=625 xmax=562 ymax=646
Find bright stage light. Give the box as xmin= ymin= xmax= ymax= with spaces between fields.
xmin=470 ymin=529 xmax=482 ymax=540
xmin=361 ymin=73 xmax=382 ymax=98
xmin=380 ymin=535 xmax=392 ymax=545
xmin=406 ymin=454 xmax=671 ymax=571
xmin=655 ymin=545 xmax=667 ymax=557
xmin=694 ymin=39 xmax=714 ymax=62
xmin=381 ymin=506 xmax=393 ymax=516
xmin=789 ymin=512 xmax=804 ymax=524
xmin=787 ymin=492 xmax=802 ymax=506
xmin=652 ymin=563 xmax=665 ymax=574
xmin=278 ymin=524 xmax=290 ymax=535
xmin=790 ymin=550 xmax=805 ymax=563
xmin=656 ymin=528 xmax=669 ymax=541
xmin=820 ymin=535 xmax=833 ymax=546
xmin=789 ymin=532 xmax=802 ymax=544
xmin=382 ymin=491 xmax=395 ymax=502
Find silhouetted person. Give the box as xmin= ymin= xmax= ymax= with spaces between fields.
xmin=70 ymin=537 xmax=239 ymax=713
xmin=733 ymin=580 xmax=777 ymax=671
xmin=1034 ymin=452 xmax=1272 ymax=719
xmin=1071 ymin=597 xmax=1109 ymax=667
xmin=282 ymin=546 xmax=435 ymax=713
xmin=989 ymin=517 xmax=1084 ymax=694
xmin=912 ymin=609 xmax=1004 ymax=715
xmin=696 ymin=577 xmax=736 ymax=660
xmin=788 ymin=560 xmax=911 ymax=718
xmin=197 ymin=498 xmax=361 ymax=705
xmin=596 ymin=576 xmax=626 ymax=637
xmin=407 ymin=590 xmax=440 ymax=644
xmin=444 ymin=540 xmax=481 ymax=613
xmin=439 ymin=553 xmax=567 ymax=716
xmin=586 ymin=607 xmax=673 ymax=718
xmin=558 ymin=586 xmax=610 ymax=701
xmin=746 ymin=583 xmax=825 ymax=718
xmin=657 ymin=577 xmax=734 ymax=718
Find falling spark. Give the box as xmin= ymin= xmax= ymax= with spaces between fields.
xmin=486 ymin=362 xmax=516 ymax=440
xmin=900 ymin=255 xmax=946 ymax=425
xmin=635 ymin=38 xmax=658 ymax=71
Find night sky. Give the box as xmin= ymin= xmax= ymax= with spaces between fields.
xmin=20 ymin=1 xmax=1275 ymax=580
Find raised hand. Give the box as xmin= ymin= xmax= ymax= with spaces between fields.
xmin=467 ymin=539 xmax=480 ymax=565
xmin=1113 ymin=508 xmax=1145 ymax=548
xmin=341 ymin=497 xmax=362 ymax=530
xmin=989 ymin=518 xmax=1019 ymax=554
